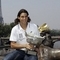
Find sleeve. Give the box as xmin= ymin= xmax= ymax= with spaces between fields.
xmin=9 ymin=27 xmax=18 ymax=42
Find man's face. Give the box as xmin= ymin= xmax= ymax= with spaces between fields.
xmin=18 ymin=13 xmax=28 ymax=24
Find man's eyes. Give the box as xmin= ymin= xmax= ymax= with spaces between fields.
xmin=21 ymin=16 xmax=27 ymax=18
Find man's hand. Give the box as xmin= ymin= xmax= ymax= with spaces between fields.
xmin=25 ymin=43 xmax=34 ymax=50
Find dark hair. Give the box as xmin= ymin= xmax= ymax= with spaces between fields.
xmin=14 ymin=9 xmax=31 ymax=24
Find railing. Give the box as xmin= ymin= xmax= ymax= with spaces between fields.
xmin=0 ymin=37 xmax=11 ymax=56
xmin=0 ymin=36 xmax=60 ymax=47
xmin=0 ymin=36 xmax=60 ymax=56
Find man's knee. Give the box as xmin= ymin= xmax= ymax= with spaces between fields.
xmin=29 ymin=55 xmax=38 ymax=60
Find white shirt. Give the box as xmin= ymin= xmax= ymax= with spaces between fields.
xmin=9 ymin=22 xmax=40 ymax=44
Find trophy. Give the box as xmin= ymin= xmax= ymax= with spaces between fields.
xmin=26 ymin=32 xmax=44 ymax=55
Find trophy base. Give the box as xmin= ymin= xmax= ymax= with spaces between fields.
xmin=27 ymin=50 xmax=37 ymax=55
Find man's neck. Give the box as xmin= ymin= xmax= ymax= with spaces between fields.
xmin=20 ymin=23 xmax=28 ymax=30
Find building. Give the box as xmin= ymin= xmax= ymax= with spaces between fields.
xmin=0 ymin=0 xmax=3 ymax=24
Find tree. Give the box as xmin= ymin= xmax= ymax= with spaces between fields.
xmin=0 ymin=22 xmax=15 ymax=37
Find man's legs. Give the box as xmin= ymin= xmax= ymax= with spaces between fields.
xmin=3 ymin=50 xmax=19 ymax=60
xmin=24 ymin=54 xmax=38 ymax=60
xmin=3 ymin=50 xmax=26 ymax=60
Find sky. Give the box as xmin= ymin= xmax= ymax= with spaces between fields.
xmin=1 ymin=0 xmax=60 ymax=29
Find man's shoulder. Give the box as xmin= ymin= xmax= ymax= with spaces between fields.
xmin=29 ymin=23 xmax=37 ymax=26
xmin=11 ymin=24 xmax=18 ymax=31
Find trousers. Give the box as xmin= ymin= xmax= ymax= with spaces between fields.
xmin=3 ymin=50 xmax=38 ymax=60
